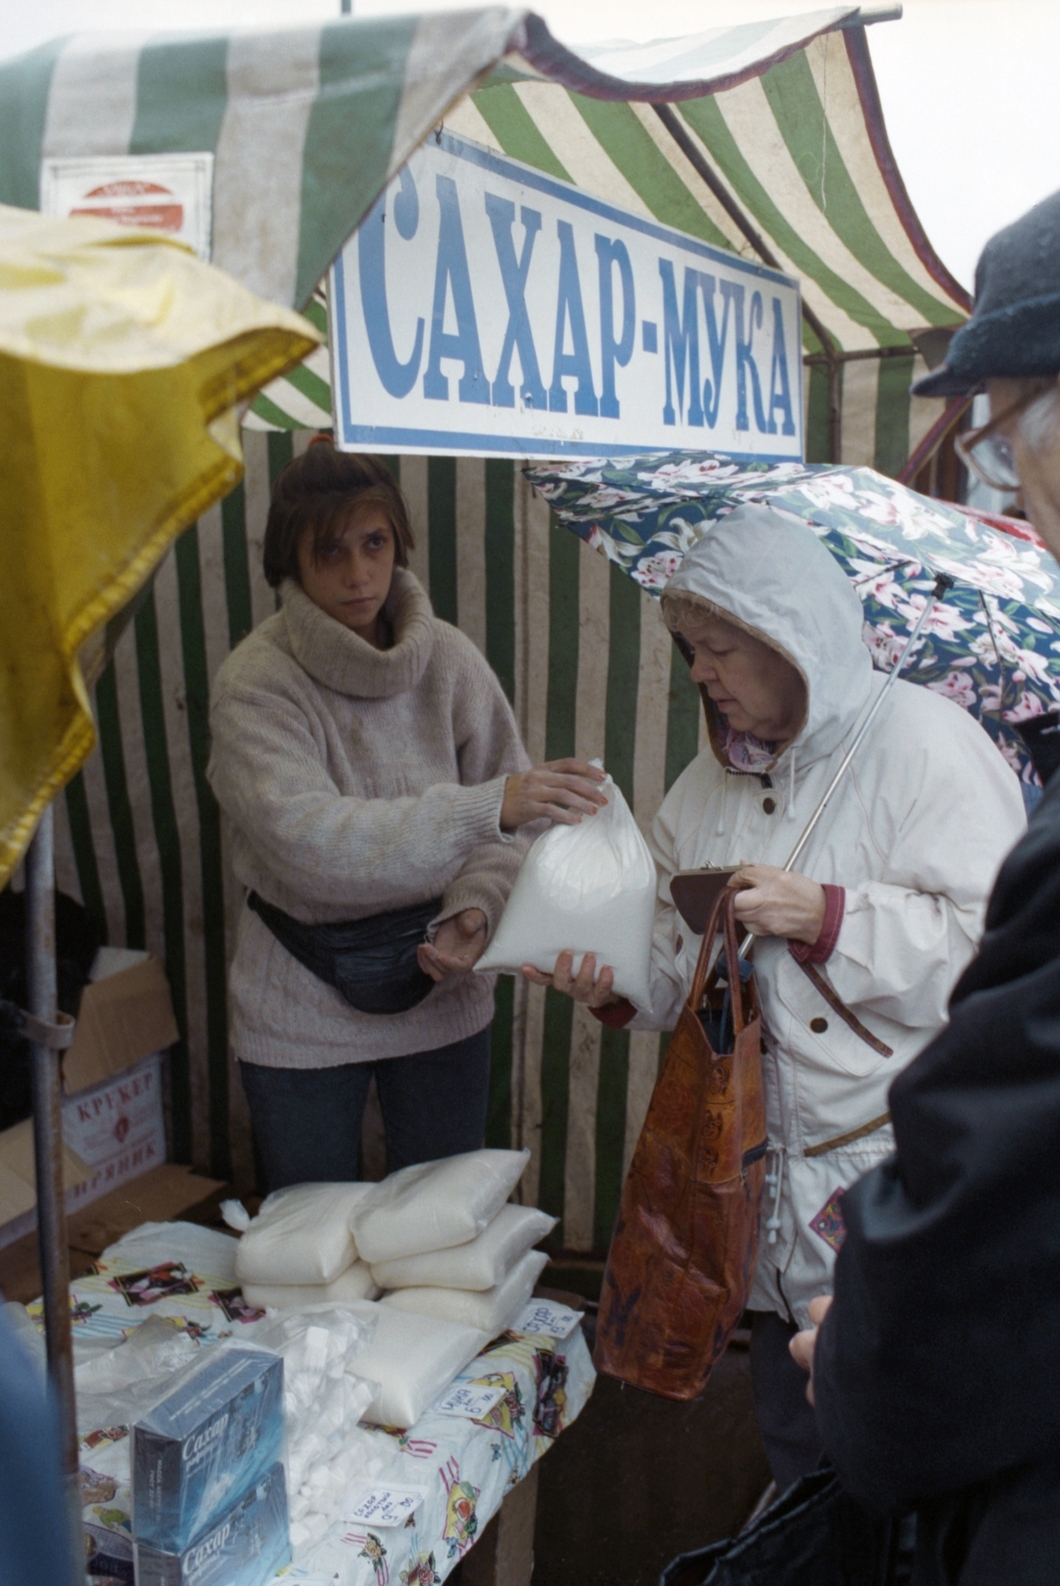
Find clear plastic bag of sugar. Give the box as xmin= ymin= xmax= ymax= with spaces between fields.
xmin=477 ymin=765 xmax=655 ymax=1007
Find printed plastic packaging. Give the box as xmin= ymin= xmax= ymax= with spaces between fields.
xmin=369 ymin=1204 xmax=555 ymax=1292
xmin=132 ymin=1346 xmax=284 ymax=1552
xmin=380 ymin=1249 xmax=549 ymax=1336
xmin=476 ymin=769 xmax=656 ymax=1007
xmin=134 ymin=1461 xmax=290 ymax=1586
xmin=350 ymin=1149 xmax=530 ymax=1264
xmin=234 ymin=1182 xmax=373 ymax=1287
xmin=344 ymin=1302 xmax=489 ymax=1428
xmin=241 ymin=1262 xmax=378 ymax=1311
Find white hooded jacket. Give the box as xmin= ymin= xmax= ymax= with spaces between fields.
xmin=637 ymin=506 xmax=1027 ymax=1328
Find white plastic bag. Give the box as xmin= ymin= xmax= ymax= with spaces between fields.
xmin=74 ymin=1314 xmax=202 ymax=1437
xmin=369 ymin=1204 xmax=555 ymax=1292
xmin=476 ymin=769 xmax=656 ymax=1007
xmin=380 ymin=1249 xmax=548 ymax=1336
xmin=242 ymin=1263 xmax=378 ymax=1311
xmin=342 ymin=1302 xmax=489 ymax=1429
xmin=349 ymin=1149 xmax=529 ymax=1264
xmin=235 ymin=1182 xmax=373 ymax=1286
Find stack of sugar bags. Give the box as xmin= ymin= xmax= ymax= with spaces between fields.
xmin=352 ymin=1148 xmax=555 ymax=1338
xmin=228 ymin=1183 xmax=380 ymax=1309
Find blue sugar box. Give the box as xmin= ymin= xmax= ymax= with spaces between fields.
xmin=134 ymin=1461 xmax=290 ymax=1586
xmin=132 ymin=1347 xmax=284 ymax=1552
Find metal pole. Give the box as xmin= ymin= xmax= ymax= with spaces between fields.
xmin=27 ymin=805 xmax=83 ymax=1583
xmin=737 ymin=573 xmax=954 ymax=957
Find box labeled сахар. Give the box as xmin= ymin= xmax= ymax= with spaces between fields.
xmin=132 ymin=1347 xmax=284 ymax=1553
xmin=134 ymin=1461 xmax=289 ymax=1586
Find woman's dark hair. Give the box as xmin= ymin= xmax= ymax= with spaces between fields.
xmin=262 ymin=440 xmax=414 ymax=589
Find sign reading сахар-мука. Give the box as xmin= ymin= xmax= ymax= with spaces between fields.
xmin=330 ymin=132 xmax=803 ymax=461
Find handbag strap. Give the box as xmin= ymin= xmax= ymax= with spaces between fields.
xmin=688 ymin=885 xmax=750 ymax=1034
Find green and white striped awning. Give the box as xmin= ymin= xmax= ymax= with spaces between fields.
xmin=458 ymin=23 xmax=970 ymax=471
xmin=0 ymin=7 xmax=967 ymax=466
xmin=239 ymin=10 xmax=972 ymax=471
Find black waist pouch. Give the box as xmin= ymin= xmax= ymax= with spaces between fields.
xmin=247 ymin=892 xmax=442 ymax=1015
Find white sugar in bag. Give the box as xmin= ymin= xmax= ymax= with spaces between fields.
xmin=380 ymin=1249 xmax=549 ymax=1336
xmin=235 ymin=1182 xmax=373 ymax=1286
xmin=241 ymin=1262 xmax=379 ymax=1311
xmin=369 ymin=1204 xmax=555 ymax=1292
xmin=350 ymin=1149 xmax=529 ymax=1264
xmin=476 ymin=770 xmax=655 ymax=1008
xmin=344 ymin=1303 xmax=489 ymax=1428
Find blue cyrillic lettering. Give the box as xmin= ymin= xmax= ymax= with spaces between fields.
xmin=549 ymin=220 xmax=599 ymax=416
xmin=659 ymin=260 xmax=703 ymax=428
xmin=485 ymin=194 xmax=547 ymax=411
xmin=595 ymin=235 xmax=635 ymax=419
xmin=423 ymin=174 xmax=489 ymax=405
xmin=699 ymin=272 xmax=733 ymax=429
xmin=357 ymin=178 xmax=424 ymax=400
xmin=767 ymin=296 xmax=796 ymax=436
xmin=725 ymin=282 xmax=769 ymax=432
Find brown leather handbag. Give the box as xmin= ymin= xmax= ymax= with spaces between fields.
xmin=594 ymin=886 xmax=767 ymax=1400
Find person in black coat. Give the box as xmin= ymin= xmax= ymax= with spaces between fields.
xmin=792 ymin=189 xmax=1060 ymax=1586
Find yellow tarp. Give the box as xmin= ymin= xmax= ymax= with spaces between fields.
xmin=0 ymin=205 xmax=319 ymax=885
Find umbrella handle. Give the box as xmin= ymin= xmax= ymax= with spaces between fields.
xmin=737 ymin=573 xmax=954 ymax=959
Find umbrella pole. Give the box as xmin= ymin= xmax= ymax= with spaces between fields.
xmin=27 ymin=805 xmax=83 ymax=1582
xmin=736 ymin=573 xmax=954 ymax=959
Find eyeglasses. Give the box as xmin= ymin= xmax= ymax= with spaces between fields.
xmin=955 ymin=384 xmax=1055 ymax=492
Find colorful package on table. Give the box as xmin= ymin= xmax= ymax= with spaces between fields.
xmin=132 ymin=1347 xmax=284 ymax=1552
xmin=133 ymin=1461 xmax=289 ymax=1586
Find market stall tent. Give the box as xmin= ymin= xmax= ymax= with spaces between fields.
xmin=252 ymin=12 xmax=969 ymax=473
xmin=1 ymin=6 xmax=970 ymax=1257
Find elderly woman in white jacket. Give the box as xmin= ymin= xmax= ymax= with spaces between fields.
xmin=526 ymin=504 xmax=1027 ymax=1491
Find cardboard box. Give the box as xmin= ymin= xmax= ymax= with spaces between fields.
xmin=0 ymin=949 xmax=178 ymax=1246
xmin=63 ymin=948 xmax=179 ymax=1095
xmin=64 ymin=1051 xmax=167 ymax=1212
xmin=0 ymin=1119 xmax=91 ymax=1224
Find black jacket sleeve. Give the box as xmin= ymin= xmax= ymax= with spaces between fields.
xmin=813 ymin=774 xmax=1060 ymax=1516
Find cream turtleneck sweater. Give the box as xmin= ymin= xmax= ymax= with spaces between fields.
xmin=207 ymin=569 xmax=530 ymax=1068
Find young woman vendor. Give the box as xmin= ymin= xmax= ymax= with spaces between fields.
xmin=208 ymin=441 xmax=603 ymax=1191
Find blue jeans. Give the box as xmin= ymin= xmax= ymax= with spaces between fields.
xmin=239 ymin=1026 xmax=492 ymax=1192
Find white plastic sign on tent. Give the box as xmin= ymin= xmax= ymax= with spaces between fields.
xmin=330 ymin=132 xmax=803 ymax=461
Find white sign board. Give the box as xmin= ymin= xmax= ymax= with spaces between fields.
xmin=330 ymin=132 xmax=802 ymax=461
xmin=41 ymin=153 xmax=213 ymax=260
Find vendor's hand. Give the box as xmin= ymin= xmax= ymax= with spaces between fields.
xmin=418 ymin=908 xmax=488 ymax=983
xmin=731 ymin=864 xmax=826 ymax=944
xmin=500 ymin=760 xmax=608 ymax=830
xmin=789 ymin=1294 xmax=833 ymax=1406
xmin=521 ymin=951 xmax=621 ymax=1008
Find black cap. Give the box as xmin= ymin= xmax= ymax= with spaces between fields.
xmin=913 ymin=189 xmax=1060 ymax=398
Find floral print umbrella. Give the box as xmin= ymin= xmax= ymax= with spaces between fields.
xmin=527 ymin=451 xmax=1060 ymax=790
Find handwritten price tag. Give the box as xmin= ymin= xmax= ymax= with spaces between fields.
xmin=434 ymin=1381 xmax=507 ymax=1419
xmin=510 ymin=1300 xmax=584 ymax=1340
xmin=347 ymin=1485 xmax=428 ymax=1527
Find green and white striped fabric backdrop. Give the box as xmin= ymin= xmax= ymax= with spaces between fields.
xmin=52 ymin=438 xmax=703 ymax=1251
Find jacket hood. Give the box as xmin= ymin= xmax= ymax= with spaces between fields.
xmin=662 ymin=504 xmax=875 ymax=772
